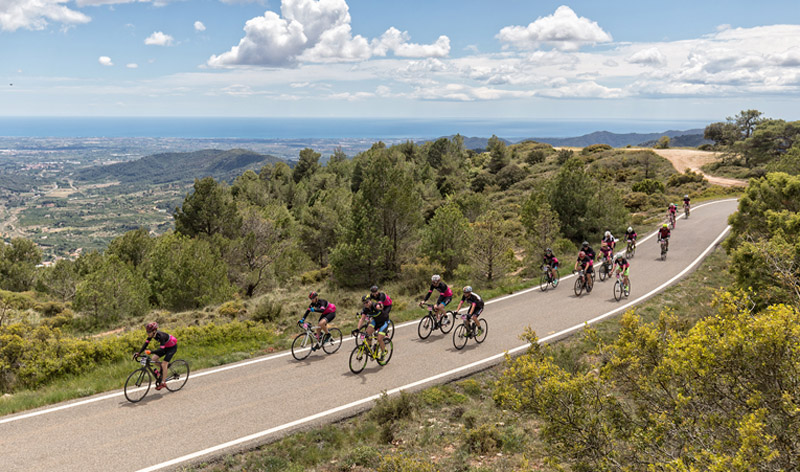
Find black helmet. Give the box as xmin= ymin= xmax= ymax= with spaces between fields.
xmin=361 ymin=294 xmax=370 ymax=303
xmin=370 ymin=285 xmax=379 ymax=293
xmin=308 ymin=291 xmax=318 ymax=299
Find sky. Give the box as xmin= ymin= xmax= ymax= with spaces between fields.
xmin=2 ymin=0 xmax=800 ymax=123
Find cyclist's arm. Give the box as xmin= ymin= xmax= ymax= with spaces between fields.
xmin=421 ymin=288 xmax=433 ymax=303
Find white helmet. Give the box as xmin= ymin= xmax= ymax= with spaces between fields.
xmin=463 ymin=285 xmax=472 ymax=293
xmin=604 ymin=231 xmax=611 ymax=238
xmin=431 ymin=274 xmax=441 ymax=282
xmin=684 ymin=194 xmax=689 ymax=198
xmin=627 ymin=226 xmax=633 ymax=232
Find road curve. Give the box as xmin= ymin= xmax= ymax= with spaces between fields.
xmin=0 ymin=199 xmax=739 ymax=472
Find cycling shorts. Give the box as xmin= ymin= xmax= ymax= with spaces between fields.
xmin=618 ymin=267 xmax=630 ymax=276
xmin=436 ymin=295 xmax=452 ymax=307
xmin=369 ymin=314 xmax=390 ymax=335
xmin=152 ymin=344 xmax=177 ymax=362
xmin=318 ymin=311 xmax=336 ymax=324
xmin=381 ymin=304 xmax=392 ymax=317
xmin=468 ymin=306 xmax=484 ymax=317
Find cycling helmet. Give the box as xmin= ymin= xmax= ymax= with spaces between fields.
xmin=578 ymin=251 xmax=586 ymax=258
xmin=545 ymin=248 xmax=552 ymax=254
xmin=627 ymin=226 xmax=633 ymax=232
xmin=684 ymin=194 xmax=689 ymax=198
xmin=604 ymin=231 xmax=611 ymax=238
xmin=615 ymin=255 xmax=622 ymax=262
xmin=431 ymin=274 xmax=441 ymax=282
xmin=463 ymin=285 xmax=472 ymax=293
xmin=308 ymin=291 xmax=318 ymax=299
xmin=663 ymin=223 xmax=668 ymax=228
xmin=370 ymin=285 xmax=379 ymax=293
xmin=145 ymin=322 xmax=158 ymax=332
xmin=582 ymin=241 xmax=589 ymax=247
xmin=361 ymin=294 xmax=370 ymax=303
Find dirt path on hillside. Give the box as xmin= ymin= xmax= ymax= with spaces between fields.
xmin=650 ymin=149 xmax=748 ymax=187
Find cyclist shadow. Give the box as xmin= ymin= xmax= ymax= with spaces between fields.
xmin=119 ymin=392 xmax=165 ymax=408
xmin=288 ymin=353 xmax=332 ymax=367
xmin=340 ymin=365 xmax=384 ymax=384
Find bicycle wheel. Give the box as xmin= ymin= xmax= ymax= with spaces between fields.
xmin=626 ymin=244 xmax=635 ymax=259
xmin=539 ymin=273 xmax=549 ymax=291
xmin=417 ymin=315 xmax=434 ymax=339
xmin=474 ymin=319 xmax=488 ymax=344
xmin=164 ymin=360 xmax=189 ymax=392
xmin=613 ymin=280 xmax=623 ymax=301
xmin=685 ymin=208 xmax=689 ymax=219
xmin=661 ymin=244 xmax=667 ymax=261
xmin=453 ymin=324 xmax=468 ymax=350
xmin=124 ymin=367 xmax=151 ymax=403
xmin=573 ymin=277 xmax=584 ymax=296
xmin=599 ymin=264 xmax=608 ymax=281
xmin=322 ymin=328 xmax=343 ymax=354
xmin=377 ymin=338 xmax=393 ymax=366
xmin=440 ymin=311 xmax=455 ymax=334
xmin=349 ymin=345 xmax=367 ymax=374
xmin=291 ymin=332 xmax=313 ymax=360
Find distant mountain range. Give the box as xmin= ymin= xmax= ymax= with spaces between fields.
xmin=75 ymin=148 xmax=285 ymax=185
xmin=445 ymin=129 xmax=710 ymax=150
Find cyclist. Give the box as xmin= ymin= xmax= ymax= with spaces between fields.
xmin=658 ymin=223 xmax=671 ymax=251
xmin=299 ymin=291 xmax=336 ymax=351
xmin=602 ymin=230 xmax=616 ymax=250
xmin=368 ymin=285 xmax=393 ymax=318
xmin=354 ymin=295 xmax=390 ymax=358
xmin=580 ymin=241 xmax=596 ymax=262
xmin=542 ymin=248 xmax=559 ymax=281
xmin=418 ymin=274 xmax=453 ymax=327
xmin=668 ymin=203 xmax=677 ymax=227
xmin=574 ymin=250 xmax=594 ymax=292
xmin=598 ymin=241 xmax=614 ymax=268
xmin=614 ymin=255 xmax=631 ymax=294
xmin=624 ymin=226 xmax=637 ymax=251
xmin=132 ymin=322 xmax=177 ymax=391
xmin=683 ymin=194 xmax=691 ymax=215
xmin=453 ymin=286 xmax=484 ymax=336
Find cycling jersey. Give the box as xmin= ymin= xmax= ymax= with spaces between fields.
xmin=422 ymin=281 xmax=453 ymax=302
xmin=625 ymin=230 xmax=637 ymax=241
xmin=577 ymin=258 xmax=594 ymax=272
xmin=461 ymin=292 xmax=484 ymax=314
xmin=137 ymin=331 xmax=177 ymax=362
xmin=304 ymin=299 xmax=336 ymax=318
xmin=543 ymin=254 xmax=559 ymax=268
xmin=614 ymin=257 xmax=630 ymax=270
xmin=602 ymin=235 xmax=616 ymax=248
xmin=683 ymin=198 xmax=691 ymax=206
xmin=599 ymin=246 xmax=613 ymax=261
xmin=359 ymin=301 xmax=383 ymax=318
xmin=369 ymin=292 xmax=392 ymax=306
xmin=581 ymin=246 xmax=596 ymax=260
xmin=360 ymin=301 xmax=389 ymax=334
xmin=658 ymin=227 xmax=671 ymax=239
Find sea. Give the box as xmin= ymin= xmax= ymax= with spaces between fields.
xmin=0 ymin=117 xmax=710 ymax=140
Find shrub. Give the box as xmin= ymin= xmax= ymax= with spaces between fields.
xmin=378 ymin=454 xmax=439 ymax=472
xmin=345 ymin=446 xmax=380 ymax=469
xmin=631 ymin=178 xmax=665 ymax=195
xmin=526 ymin=149 xmax=546 ymax=165
xmin=251 ymin=297 xmax=282 ymax=323
xmin=697 ymin=143 xmax=713 ymax=151
xmin=370 ymin=391 xmax=416 ymax=425
xmin=397 ymin=260 xmax=446 ymax=296
xmin=552 ymin=238 xmax=577 ymax=260
xmin=556 ymin=149 xmax=574 ymax=164
xmin=496 ymin=163 xmax=526 ymax=190
xmin=581 ymin=143 xmax=613 ymax=155
xmin=458 ymin=378 xmax=483 ymax=397
xmin=218 ymin=300 xmax=246 ymax=318
xmin=463 ymin=423 xmax=503 ymax=454
xmin=667 ymin=169 xmax=706 ymax=187
xmin=300 ymin=266 xmax=331 ymax=285
xmin=623 ymin=192 xmax=649 ymax=212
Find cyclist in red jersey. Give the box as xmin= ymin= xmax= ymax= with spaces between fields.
xmin=133 ymin=322 xmax=177 ymax=391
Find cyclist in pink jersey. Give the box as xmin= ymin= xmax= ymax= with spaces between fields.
xmin=133 ymin=322 xmax=177 ymax=390
xmin=299 ymin=291 xmax=337 ymax=350
xmin=419 ymin=274 xmax=453 ymax=326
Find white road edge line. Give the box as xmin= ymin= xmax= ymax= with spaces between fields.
xmin=136 ymin=221 xmax=733 ymax=472
xmin=0 ymin=198 xmax=737 ymax=427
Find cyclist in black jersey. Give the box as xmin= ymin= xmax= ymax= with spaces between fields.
xmin=454 ymin=286 xmax=484 ymax=333
xmin=133 ymin=322 xmax=177 ymax=390
xmin=418 ymin=274 xmax=453 ymax=326
xmin=368 ymin=285 xmax=393 ymax=317
xmin=354 ymin=295 xmax=390 ymax=358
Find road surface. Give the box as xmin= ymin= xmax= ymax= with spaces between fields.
xmin=0 ymin=198 xmax=739 ymax=472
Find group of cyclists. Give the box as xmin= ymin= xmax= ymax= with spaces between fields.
xmin=132 ymin=195 xmax=691 ymax=379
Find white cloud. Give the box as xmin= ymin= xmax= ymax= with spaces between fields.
xmin=98 ymin=56 xmax=113 ymax=66
xmin=145 ymin=31 xmax=174 ymax=46
xmin=627 ymin=47 xmax=667 ymax=67
xmin=208 ymin=0 xmax=450 ymax=67
xmin=126 ymin=63 xmax=138 ymax=68
xmin=0 ymin=0 xmax=90 ymax=32
xmin=194 ymin=21 xmax=205 ymax=32
xmin=538 ymin=81 xmax=624 ymax=98
xmin=496 ymin=5 xmax=612 ymax=51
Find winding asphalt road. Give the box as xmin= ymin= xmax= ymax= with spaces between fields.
xmin=0 ymin=198 xmax=738 ymax=472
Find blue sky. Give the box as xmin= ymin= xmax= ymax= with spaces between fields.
xmin=2 ymin=0 xmax=800 ymax=123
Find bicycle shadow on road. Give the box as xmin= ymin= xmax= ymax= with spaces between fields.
xmin=118 ymin=392 xmax=167 ymax=408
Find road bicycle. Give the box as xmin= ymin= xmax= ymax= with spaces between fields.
xmin=613 ymin=271 xmax=631 ymax=301
xmin=625 ymin=240 xmax=636 ymax=258
xmin=349 ymin=327 xmax=394 ymax=374
xmin=684 ymin=203 xmax=690 ymax=219
xmin=573 ymin=269 xmax=593 ymax=296
xmin=417 ymin=303 xmax=454 ymax=339
xmin=125 ymin=351 xmax=189 ymax=403
xmin=539 ymin=264 xmax=560 ymax=291
xmin=291 ymin=321 xmax=342 ymax=360
xmin=668 ymin=212 xmax=676 ymax=229
xmin=352 ymin=315 xmax=394 ymax=346
xmin=597 ymin=256 xmax=613 ymax=281
xmin=452 ymin=313 xmax=488 ymax=350
xmin=659 ymin=238 xmax=669 ymax=260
